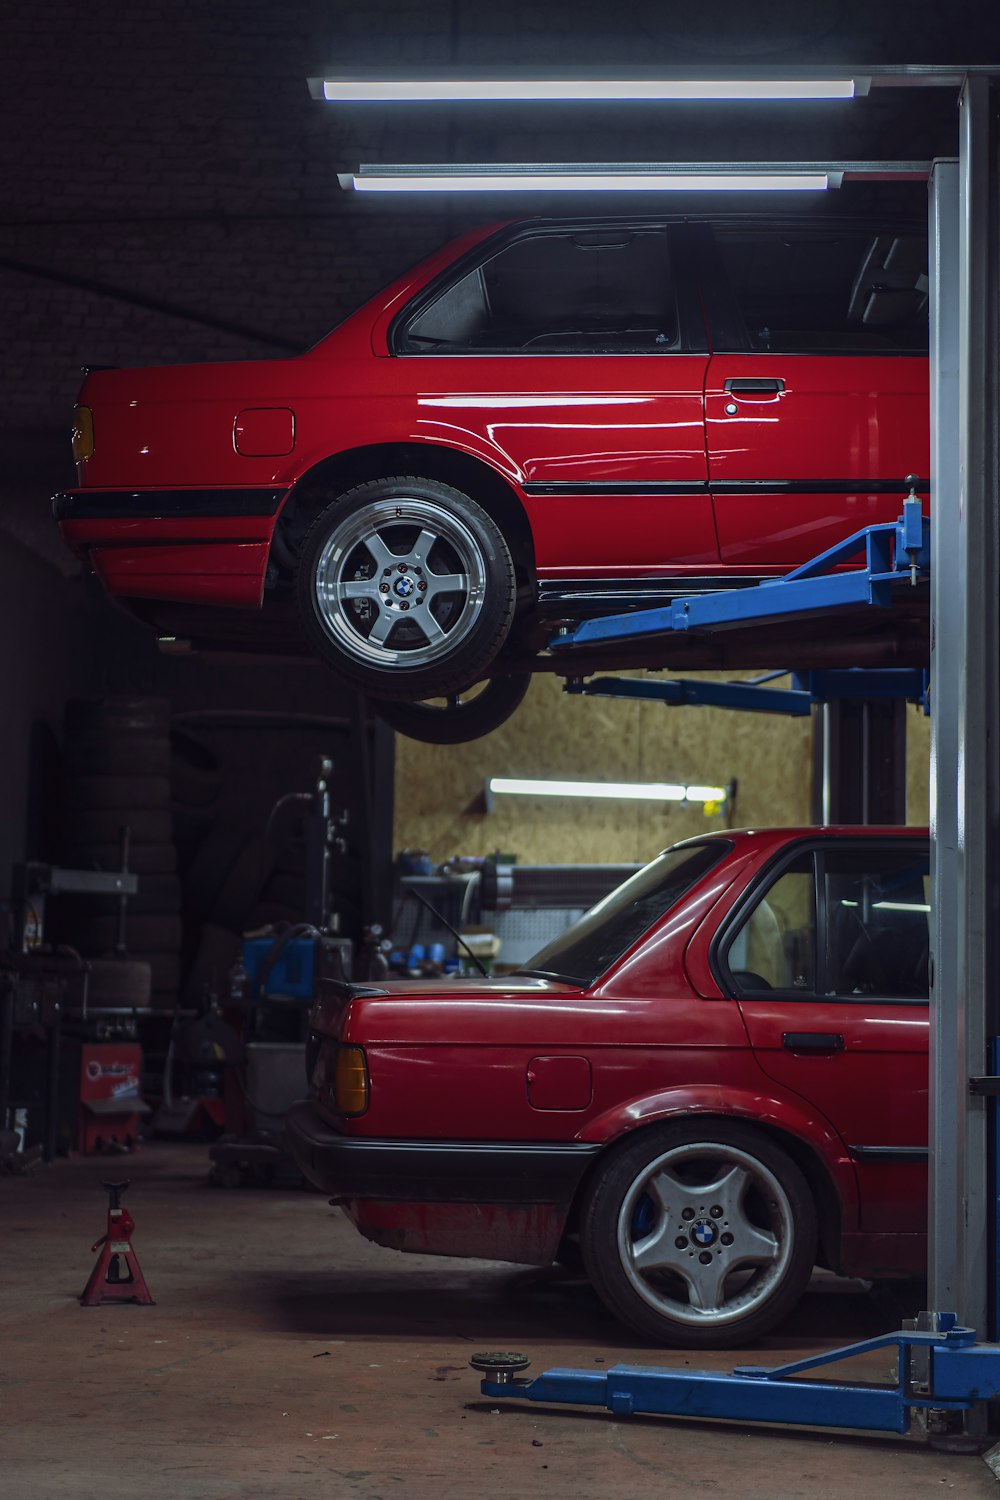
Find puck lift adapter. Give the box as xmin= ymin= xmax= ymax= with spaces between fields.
xmin=80 ymin=1179 xmax=154 ymax=1306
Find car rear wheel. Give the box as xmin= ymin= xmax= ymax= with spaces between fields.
xmin=371 ymin=674 xmax=530 ymax=743
xmin=295 ymin=477 xmax=516 ymax=700
xmin=580 ymin=1120 xmax=817 ymax=1348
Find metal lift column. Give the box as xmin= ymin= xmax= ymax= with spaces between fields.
xmin=928 ymin=80 xmax=1000 ymax=1365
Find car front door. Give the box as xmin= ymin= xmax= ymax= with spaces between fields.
xmin=701 ymin=226 xmax=930 ymax=569
xmin=393 ymin=223 xmax=717 ymax=577
xmin=716 ymin=839 xmax=929 ymax=1250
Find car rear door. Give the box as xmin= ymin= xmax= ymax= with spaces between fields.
xmin=701 ymin=225 xmax=930 ymax=569
xmin=715 ymin=837 xmax=929 ymax=1242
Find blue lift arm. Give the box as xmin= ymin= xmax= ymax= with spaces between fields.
xmin=551 ymin=499 xmax=929 ymax=653
xmin=472 ymin=1318 xmax=1000 ymax=1437
xmin=563 ymin=667 xmax=929 ymax=716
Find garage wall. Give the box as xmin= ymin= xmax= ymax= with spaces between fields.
xmin=1 ymin=0 xmax=967 ymax=888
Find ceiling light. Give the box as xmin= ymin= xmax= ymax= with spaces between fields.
xmin=343 ymin=167 xmax=831 ymax=193
xmin=486 ymin=777 xmax=729 ymax=804
xmin=316 ymin=78 xmax=860 ymax=103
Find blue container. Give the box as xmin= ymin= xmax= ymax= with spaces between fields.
xmin=242 ymin=936 xmax=316 ymax=999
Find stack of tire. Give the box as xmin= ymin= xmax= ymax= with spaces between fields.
xmin=59 ymin=697 xmax=181 ymax=1009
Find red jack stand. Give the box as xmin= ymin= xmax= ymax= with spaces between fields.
xmin=80 ymin=1179 xmax=154 ymax=1306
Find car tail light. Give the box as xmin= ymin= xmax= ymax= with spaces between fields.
xmin=72 ymin=406 xmax=94 ymax=462
xmin=334 ymin=1045 xmax=369 ymax=1116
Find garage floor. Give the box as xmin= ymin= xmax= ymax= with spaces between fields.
xmin=1 ymin=1143 xmax=995 ymax=1499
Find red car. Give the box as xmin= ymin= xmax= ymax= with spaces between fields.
xmin=287 ymin=826 xmax=930 ymax=1348
xmin=56 ymin=217 xmax=930 ymax=738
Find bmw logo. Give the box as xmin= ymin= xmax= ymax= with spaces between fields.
xmin=691 ymin=1219 xmax=717 ymax=1247
xmin=393 ymin=575 xmax=415 ymax=598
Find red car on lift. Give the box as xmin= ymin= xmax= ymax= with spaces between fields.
xmin=287 ymin=825 xmax=930 ymax=1348
xmin=55 ymin=216 xmax=930 ymax=740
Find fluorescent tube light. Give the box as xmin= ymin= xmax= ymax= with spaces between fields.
xmin=347 ymin=171 xmax=829 ymax=193
xmin=320 ymin=78 xmax=858 ymax=103
xmin=486 ymin=777 xmax=728 ymax=804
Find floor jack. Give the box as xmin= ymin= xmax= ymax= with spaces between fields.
xmin=80 ymin=1180 xmax=154 ymax=1307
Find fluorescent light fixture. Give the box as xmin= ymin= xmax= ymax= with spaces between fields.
xmin=486 ymin=776 xmax=728 ymax=804
xmin=318 ymin=78 xmax=859 ymax=103
xmin=345 ymin=169 xmax=830 ymax=193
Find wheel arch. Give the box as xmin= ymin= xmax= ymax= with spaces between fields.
xmin=272 ymin=442 xmax=535 ymax=586
xmin=566 ymin=1106 xmax=849 ymax=1275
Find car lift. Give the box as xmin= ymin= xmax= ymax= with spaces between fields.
xmin=473 ymin=505 xmax=1000 ymax=1443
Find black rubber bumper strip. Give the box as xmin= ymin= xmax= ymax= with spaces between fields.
xmin=285 ymin=1100 xmax=602 ymax=1206
xmin=523 ymin=477 xmax=928 ymax=497
xmin=53 ymin=487 xmax=288 ymax=521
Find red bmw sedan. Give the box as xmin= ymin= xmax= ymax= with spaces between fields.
xmin=56 ymin=217 xmax=929 ymax=738
xmin=287 ymin=826 xmax=931 ymax=1348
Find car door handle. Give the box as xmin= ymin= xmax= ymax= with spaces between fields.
xmin=782 ymin=1031 xmax=844 ymax=1053
xmin=724 ymin=378 xmax=785 ymax=394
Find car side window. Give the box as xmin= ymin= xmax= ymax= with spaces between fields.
xmin=724 ymin=853 xmax=816 ymax=994
xmin=399 ymin=229 xmax=679 ymax=354
xmin=823 ymin=847 xmax=930 ymax=999
xmin=713 ymin=228 xmax=929 ymax=354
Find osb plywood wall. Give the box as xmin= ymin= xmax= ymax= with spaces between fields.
xmin=395 ymin=677 xmax=934 ymax=867
xmin=906 ymin=703 xmax=930 ymax=824
xmin=395 ymin=673 xmax=811 ymax=867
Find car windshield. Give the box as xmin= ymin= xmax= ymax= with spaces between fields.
xmin=518 ymin=841 xmax=729 ymax=987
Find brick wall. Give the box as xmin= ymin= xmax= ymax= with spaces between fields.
xmin=0 ymin=0 xmax=985 ymax=429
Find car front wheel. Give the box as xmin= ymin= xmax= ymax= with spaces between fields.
xmin=580 ymin=1120 xmax=817 ymax=1348
xmin=295 ymin=477 xmax=516 ymax=700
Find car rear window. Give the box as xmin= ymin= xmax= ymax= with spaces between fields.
xmin=714 ymin=228 xmax=929 ymax=354
xmin=399 ymin=228 xmax=679 ymax=354
xmin=518 ymin=840 xmax=728 ymax=987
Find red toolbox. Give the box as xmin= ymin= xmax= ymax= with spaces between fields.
xmin=78 ymin=1043 xmax=149 ymax=1154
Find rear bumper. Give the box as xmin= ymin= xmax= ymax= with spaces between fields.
xmin=54 ymin=489 xmax=287 ymax=609
xmin=285 ymin=1099 xmax=600 ymax=1206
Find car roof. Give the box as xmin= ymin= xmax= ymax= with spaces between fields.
xmin=673 ymin=825 xmax=928 ymax=852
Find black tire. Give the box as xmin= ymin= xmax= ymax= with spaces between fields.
xmin=295 ymin=476 xmax=516 ymax=700
xmin=210 ymin=837 xmax=276 ymax=931
xmin=86 ymin=957 xmax=152 ymax=1008
xmin=170 ymin=729 xmax=223 ymax=808
xmin=62 ymin=842 xmax=178 ymax=875
xmin=63 ymin=808 xmax=173 ymax=845
xmin=63 ymin=774 xmax=171 ymax=811
xmin=65 ymin=913 xmax=183 ymax=954
xmin=66 ymin=697 xmax=170 ymax=737
xmin=372 ymin=675 xmax=530 ymax=744
xmin=579 ymin=1120 xmax=817 ymax=1349
xmin=65 ymin=734 xmax=171 ymax=776
xmin=140 ymin=952 xmax=183 ymax=993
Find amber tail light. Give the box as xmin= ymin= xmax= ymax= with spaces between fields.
xmin=334 ymin=1045 xmax=370 ymax=1116
xmin=72 ymin=406 xmax=94 ymax=462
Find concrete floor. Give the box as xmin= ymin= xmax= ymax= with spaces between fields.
xmin=1 ymin=1142 xmax=996 ymax=1500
